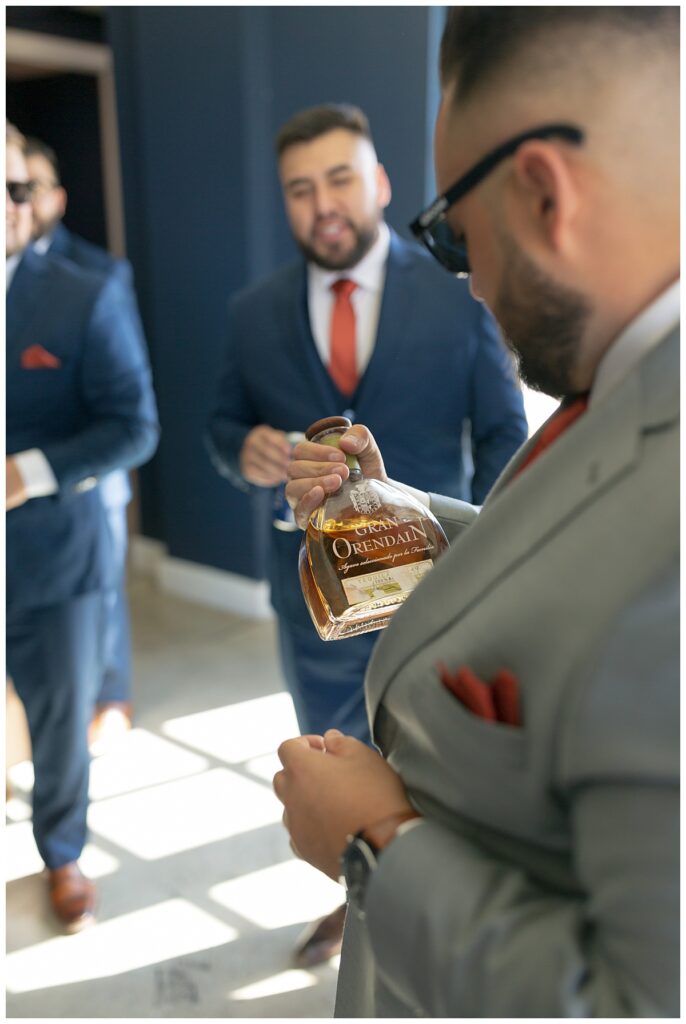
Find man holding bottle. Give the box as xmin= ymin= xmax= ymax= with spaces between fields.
xmin=276 ymin=7 xmax=678 ymax=1016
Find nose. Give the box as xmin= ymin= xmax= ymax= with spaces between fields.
xmin=313 ymin=183 xmax=337 ymax=218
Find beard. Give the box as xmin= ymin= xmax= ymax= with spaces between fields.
xmin=296 ymin=217 xmax=378 ymax=271
xmin=493 ymin=231 xmax=592 ymax=399
xmin=31 ymin=212 xmax=61 ymax=242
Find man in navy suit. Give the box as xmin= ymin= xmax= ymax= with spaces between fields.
xmin=6 ymin=124 xmax=159 ymax=931
xmin=25 ymin=136 xmax=138 ymax=755
xmin=207 ymin=103 xmax=527 ymax=963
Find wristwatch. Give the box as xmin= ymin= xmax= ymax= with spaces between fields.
xmin=341 ymin=810 xmax=422 ymax=915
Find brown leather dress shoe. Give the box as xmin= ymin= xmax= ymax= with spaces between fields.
xmin=48 ymin=862 xmax=96 ymax=933
xmin=89 ymin=701 xmax=132 ymax=757
xmin=294 ymin=902 xmax=346 ymax=968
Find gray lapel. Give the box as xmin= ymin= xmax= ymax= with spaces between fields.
xmin=366 ymin=326 xmax=679 ymax=725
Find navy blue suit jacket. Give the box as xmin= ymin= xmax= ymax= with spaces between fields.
xmin=42 ymin=225 xmax=137 ymax=509
xmin=47 ymin=223 xmax=133 ymax=288
xmin=6 ymin=247 xmax=159 ymax=614
xmin=207 ymin=230 xmax=527 ymax=626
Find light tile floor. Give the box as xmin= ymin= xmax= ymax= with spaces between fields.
xmin=6 ymin=574 xmax=341 ymax=1018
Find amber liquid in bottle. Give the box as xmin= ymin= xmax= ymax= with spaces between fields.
xmin=299 ymin=417 xmax=449 ymax=640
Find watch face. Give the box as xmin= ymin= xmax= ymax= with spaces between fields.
xmin=343 ymin=836 xmax=377 ymax=913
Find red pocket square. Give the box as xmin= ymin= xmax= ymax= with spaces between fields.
xmin=20 ymin=345 xmax=62 ymax=369
xmin=438 ymin=663 xmax=498 ymax=721
xmin=438 ymin=663 xmax=522 ymax=726
xmin=491 ymin=669 xmax=522 ymax=727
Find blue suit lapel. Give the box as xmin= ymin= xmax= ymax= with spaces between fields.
xmin=46 ymin=222 xmax=71 ymax=260
xmin=6 ymin=250 xmax=50 ymax=355
xmin=286 ymin=262 xmax=345 ymax=412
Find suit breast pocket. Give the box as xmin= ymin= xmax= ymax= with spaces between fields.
xmin=428 ymin=676 xmax=527 ymax=768
xmin=384 ymin=667 xmax=530 ymax=837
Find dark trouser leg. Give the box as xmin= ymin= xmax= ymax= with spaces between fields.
xmin=97 ymin=502 xmax=131 ymax=705
xmin=7 ymin=592 xmax=105 ymax=869
xmin=277 ymin=619 xmax=377 ymax=745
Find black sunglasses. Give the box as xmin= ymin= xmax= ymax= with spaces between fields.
xmin=410 ymin=123 xmax=585 ymax=277
xmin=6 ymin=180 xmax=36 ymax=205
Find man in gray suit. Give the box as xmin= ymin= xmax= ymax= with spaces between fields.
xmin=274 ymin=7 xmax=678 ymax=1017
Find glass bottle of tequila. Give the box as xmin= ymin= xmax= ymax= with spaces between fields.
xmin=299 ymin=416 xmax=449 ymax=640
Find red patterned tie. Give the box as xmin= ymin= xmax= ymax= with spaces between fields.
xmin=516 ymin=395 xmax=588 ymax=477
xmin=329 ymin=279 xmax=358 ymax=396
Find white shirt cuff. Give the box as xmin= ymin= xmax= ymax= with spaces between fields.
xmin=13 ymin=449 xmax=58 ymax=498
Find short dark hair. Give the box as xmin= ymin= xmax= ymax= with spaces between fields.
xmin=275 ymin=103 xmax=373 ymax=158
xmin=440 ymin=7 xmax=679 ymax=102
xmin=24 ymin=136 xmax=61 ymax=185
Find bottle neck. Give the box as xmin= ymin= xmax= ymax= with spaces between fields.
xmin=314 ymin=428 xmax=361 ymax=474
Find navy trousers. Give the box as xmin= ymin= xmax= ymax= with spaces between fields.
xmin=7 ymin=591 xmax=106 ymax=868
xmin=277 ymin=619 xmax=377 ymax=745
xmin=97 ymin=501 xmax=131 ymax=705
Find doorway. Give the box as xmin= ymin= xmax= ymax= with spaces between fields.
xmin=6 ymin=26 xmax=126 ymax=255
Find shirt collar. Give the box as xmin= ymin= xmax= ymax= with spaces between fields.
xmin=590 ymin=278 xmax=680 ymax=407
xmin=32 ymin=232 xmax=53 ymax=256
xmin=308 ymin=220 xmax=390 ymax=295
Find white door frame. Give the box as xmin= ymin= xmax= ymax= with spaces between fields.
xmin=7 ymin=27 xmax=127 ymax=257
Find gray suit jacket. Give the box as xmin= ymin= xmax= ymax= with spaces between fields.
xmin=335 ymin=326 xmax=679 ymax=1017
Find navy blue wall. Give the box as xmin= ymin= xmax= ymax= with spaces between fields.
xmin=106 ymin=6 xmax=444 ymax=580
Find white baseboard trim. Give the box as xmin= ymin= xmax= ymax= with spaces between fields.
xmin=129 ymin=535 xmax=166 ymax=576
xmin=129 ymin=537 xmax=274 ymax=621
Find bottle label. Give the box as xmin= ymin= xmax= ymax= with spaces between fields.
xmin=341 ymin=560 xmax=434 ymax=608
xmin=349 ymin=483 xmax=381 ymax=516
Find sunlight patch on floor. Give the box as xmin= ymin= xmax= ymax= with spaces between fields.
xmin=6 ymin=824 xmax=120 ymax=884
xmin=162 ymin=692 xmax=299 ymax=764
xmin=209 ymin=858 xmax=344 ymax=930
xmin=89 ymin=728 xmax=210 ymax=800
xmin=6 ymin=897 xmax=237 ymax=993
xmin=87 ymin=767 xmax=283 ymax=860
xmin=229 ymin=968 xmax=317 ymax=1001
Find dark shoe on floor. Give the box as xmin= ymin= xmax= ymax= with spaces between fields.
xmin=89 ymin=701 xmax=132 ymax=757
xmin=48 ymin=862 xmax=96 ymax=933
xmin=294 ymin=902 xmax=346 ymax=968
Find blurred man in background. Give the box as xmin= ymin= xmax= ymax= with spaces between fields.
xmin=207 ymin=102 xmax=527 ymax=965
xmin=6 ymin=122 xmax=159 ymax=931
xmin=26 ymin=136 xmax=140 ymax=755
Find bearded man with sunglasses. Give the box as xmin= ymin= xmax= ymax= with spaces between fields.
xmin=275 ymin=7 xmax=679 ymax=1016
xmin=6 ymin=123 xmax=159 ymax=932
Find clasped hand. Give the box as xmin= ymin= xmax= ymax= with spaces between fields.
xmin=273 ymin=729 xmax=412 ymax=880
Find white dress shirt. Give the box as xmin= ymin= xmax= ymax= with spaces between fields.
xmin=307 ymin=221 xmax=390 ymax=380
xmin=32 ymin=232 xmax=53 ymax=255
xmin=590 ymin=278 xmax=680 ymax=408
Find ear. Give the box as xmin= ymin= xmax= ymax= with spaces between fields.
xmin=509 ymin=140 xmax=579 ymax=256
xmin=57 ymin=186 xmax=68 ymax=218
xmin=375 ymin=163 xmax=392 ymax=210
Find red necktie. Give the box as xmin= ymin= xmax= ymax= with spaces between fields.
xmin=516 ymin=395 xmax=588 ymax=477
xmin=329 ymin=279 xmax=358 ymax=396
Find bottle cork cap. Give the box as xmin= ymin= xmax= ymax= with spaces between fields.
xmin=305 ymin=416 xmax=352 ymax=441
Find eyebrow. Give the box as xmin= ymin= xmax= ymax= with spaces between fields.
xmin=284 ymin=163 xmax=355 ymax=190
